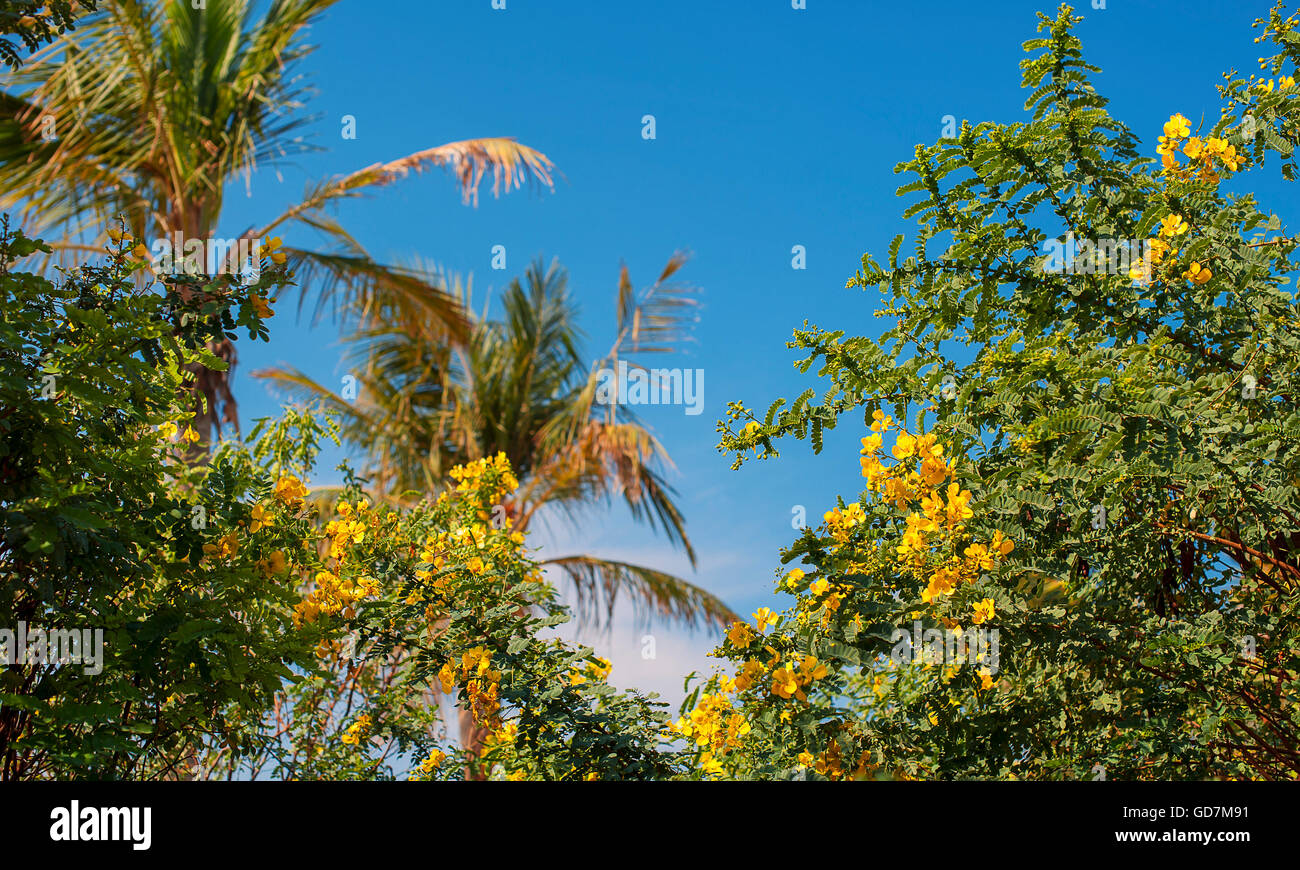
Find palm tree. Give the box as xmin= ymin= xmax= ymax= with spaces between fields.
xmin=0 ymin=0 xmax=554 ymax=445
xmin=260 ymin=254 xmax=734 ymax=629
xmin=259 ymin=253 xmax=733 ymax=770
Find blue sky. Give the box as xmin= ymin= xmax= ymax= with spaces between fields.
xmin=215 ymin=0 xmax=1294 ymax=706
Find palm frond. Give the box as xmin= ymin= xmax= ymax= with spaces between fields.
xmin=280 ymin=246 xmax=470 ymax=342
xmin=329 ymin=136 xmax=556 ymax=206
xmin=543 ymin=555 xmax=736 ymax=631
xmin=611 ymin=250 xmax=698 ymax=356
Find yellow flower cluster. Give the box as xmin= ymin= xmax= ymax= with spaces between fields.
xmin=1251 ymin=74 xmax=1296 ymax=94
xmin=324 ymin=499 xmax=370 ymax=561
xmin=798 ymin=743 xmax=879 ymax=781
xmin=254 ymin=549 xmax=287 ymax=577
xmin=1128 ymin=212 xmax=1214 ymax=287
xmin=805 ymin=578 xmax=850 ymax=628
xmin=823 ymin=503 xmax=867 ymax=544
xmin=341 ymin=713 xmax=371 ymax=746
xmin=292 ymin=569 xmax=379 ymax=627
xmin=274 ymin=475 xmax=309 ymax=507
xmin=247 ymin=504 xmax=274 ymax=533
xmin=851 ymin=412 xmax=1018 ymax=608
xmin=770 ymin=654 xmax=829 ymax=702
xmin=412 ymin=748 xmax=446 ymax=778
xmin=725 ymin=607 xmax=778 ymax=651
xmin=440 ymin=646 xmax=503 ymax=728
xmin=858 ymin=413 xmax=971 ymax=565
xmin=916 ymin=531 xmax=1014 ymax=605
xmin=449 ymin=452 xmax=520 ymax=501
xmin=667 ymin=690 xmax=751 ymax=777
xmin=1156 ymin=113 xmax=1243 ymax=181
xmin=568 ymin=656 xmax=612 ymax=686
xmin=1135 ymin=111 xmax=1257 ymax=287
xmin=261 ymin=235 xmax=288 ymax=266
xmin=156 ymin=420 xmax=200 ymax=445
xmin=734 ymin=658 xmax=766 ymax=691
xmin=202 ymin=531 xmax=239 ymax=561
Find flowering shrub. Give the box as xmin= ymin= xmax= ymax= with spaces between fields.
xmin=701 ymin=5 xmax=1300 ymax=780
xmin=200 ymin=440 xmax=684 ymax=781
xmin=0 ymin=220 xmax=684 ymax=780
xmin=0 ymin=218 xmax=297 ymax=779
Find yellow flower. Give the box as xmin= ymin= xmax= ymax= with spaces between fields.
xmin=341 ymin=713 xmax=372 ymax=746
xmin=784 ymin=567 xmax=805 ymax=590
xmin=753 ymin=607 xmax=777 ymax=633
xmin=922 ymin=569 xmax=956 ymax=604
xmin=728 ymin=621 xmax=755 ymax=649
xmin=943 ymin=483 xmax=974 ymax=527
xmin=735 ymin=659 xmax=765 ymax=691
xmin=1182 ymin=136 xmax=1204 ymax=160
xmin=274 ymin=475 xmax=309 ymax=507
xmin=251 ymin=295 xmax=274 ymax=319
xmin=917 ymin=458 xmax=946 ymax=491
xmin=256 ymin=550 xmax=287 ymax=577
xmin=438 ymin=661 xmax=457 ymax=694
xmin=417 ymin=749 xmax=446 ymax=774
xmin=914 ymin=432 xmax=943 ymax=460
xmin=978 ymin=668 xmax=996 ymax=691
xmin=181 ymin=425 xmax=200 ymax=445
xmin=771 ymin=665 xmax=800 ymax=700
xmin=891 ymin=431 xmax=916 ymax=460
xmin=972 ymin=597 xmax=995 ymax=625
xmin=248 ymin=503 xmax=274 ymax=533
xmin=1158 ymin=215 xmax=1189 ymax=238
xmin=1218 ymin=144 xmax=1241 ymax=172
xmin=158 ymin=421 xmax=178 ymax=440
xmin=1163 ymin=113 xmax=1190 ymax=139
xmin=1183 ymin=261 xmax=1212 ymax=285
xmin=965 ymin=543 xmax=995 ymax=572
xmin=262 ymin=235 xmax=288 ymax=266
xmin=797 ymin=654 xmax=828 ymax=683
xmin=202 ymin=531 xmax=240 ymax=561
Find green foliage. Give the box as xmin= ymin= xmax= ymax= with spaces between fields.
xmin=0 ymin=216 xmax=302 ymax=778
xmin=259 ymin=256 xmax=734 ymax=631
xmin=195 ymin=454 xmax=687 ymax=781
xmin=709 ymin=3 xmax=1300 ymax=780
xmin=0 ymin=219 xmax=686 ymax=780
xmin=0 ymin=1 xmax=98 ymax=68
